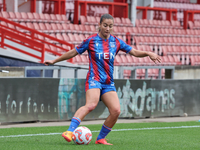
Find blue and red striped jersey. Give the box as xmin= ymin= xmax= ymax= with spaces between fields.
xmin=75 ymin=34 xmax=132 ymax=84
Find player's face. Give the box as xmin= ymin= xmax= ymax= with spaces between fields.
xmin=99 ymin=19 xmax=113 ymax=39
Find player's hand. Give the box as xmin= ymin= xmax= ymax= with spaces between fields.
xmin=44 ymin=60 xmax=55 ymax=66
xmin=148 ymin=52 xmax=162 ymax=64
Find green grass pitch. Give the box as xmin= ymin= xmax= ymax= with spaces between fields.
xmin=0 ymin=121 xmax=200 ymax=150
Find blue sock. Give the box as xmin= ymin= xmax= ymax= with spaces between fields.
xmin=67 ymin=117 xmax=81 ymax=132
xmin=97 ymin=124 xmax=112 ymax=140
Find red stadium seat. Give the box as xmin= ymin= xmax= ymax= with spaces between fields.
xmin=188 ymin=21 xmax=194 ymax=29
xmin=38 ymin=13 xmax=47 ymax=22
xmin=61 ymin=14 xmax=69 ymax=24
xmin=123 ymin=70 xmax=131 ymax=79
xmin=132 ymin=27 xmax=138 ymax=36
xmin=21 ymin=12 xmax=29 ymax=22
xmin=44 ymin=23 xmax=53 ymax=33
xmin=61 ymin=24 xmax=70 ymax=33
xmin=32 ymin=22 xmax=41 ymax=31
xmin=79 ymin=34 xmax=85 ymax=41
xmin=7 ymin=22 xmax=16 ymax=30
xmin=0 ymin=21 xmax=7 ymax=28
xmin=113 ymin=26 xmax=120 ymax=36
xmin=67 ymin=33 xmax=76 ymax=44
xmin=44 ymin=13 xmax=51 ymax=23
xmin=120 ymin=55 xmax=129 ymax=66
xmin=80 ymin=15 xmax=86 ymax=24
xmin=51 ymin=23 xmax=59 ymax=33
xmin=84 ymin=25 xmax=93 ymax=35
xmin=56 ymin=33 xmax=64 ymax=41
xmin=79 ymin=24 xmax=87 ymax=34
xmin=126 ymin=54 xmax=134 ymax=65
xmin=49 ymin=44 xmax=57 ymax=52
xmin=32 ymin=12 xmax=41 ymax=22
xmin=1 ymin=11 xmax=9 ymax=19
xmin=114 ymin=17 xmax=121 ymax=26
xmin=55 ymin=14 xmax=65 ymax=23
xmin=62 ymin=33 xmax=70 ymax=41
xmin=80 ymin=55 xmax=89 ymax=65
xmin=74 ymin=24 xmax=82 ymax=34
xmin=50 ymin=14 xmax=59 ymax=23
xmin=114 ymin=55 xmax=122 ymax=66
xmin=56 ymin=23 xmax=65 ymax=32
xmin=74 ymin=33 xmax=82 ymax=45
xmin=91 ymin=16 xmax=97 ymax=26
xmin=8 ymin=12 xmax=18 ymax=22
xmin=89 ymin=25 xmax=97 ymax=34
xmin=38 ymin=23 xmax=48 ymax=33
xmin=27 ymin=12 xmax=36 ymax=22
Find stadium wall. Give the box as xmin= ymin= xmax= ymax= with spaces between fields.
xmin=174 ymin=66 xmax=200 ymax=79
xmin=0 ymin=78 xmax=200 ymax=123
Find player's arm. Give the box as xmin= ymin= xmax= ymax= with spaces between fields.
xmin=44 ymin=48 xmax=78 ymax=65
xmin=129 ymin=48 xmax=161 ymax=64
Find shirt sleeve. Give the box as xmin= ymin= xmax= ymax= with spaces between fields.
xmin=75 ymin=38 xmax=91 ymax=54
xmin=117 ymin=38 xmax=132 ymax=53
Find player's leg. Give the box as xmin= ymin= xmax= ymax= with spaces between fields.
xmin=73 ymin=88 xmax=100 ymax=120
xmin=95 ymin=91 xmax=120 ymax=145
xmin=62 ymin=88 xmax=100 ymax=142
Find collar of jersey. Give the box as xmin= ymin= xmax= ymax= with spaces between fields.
xmin=97 ymin=33 xmax=111 ymax=41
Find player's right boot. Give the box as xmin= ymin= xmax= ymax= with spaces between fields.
xmin=62 ymin=131 xmax=73 ymax=142
xmin=95 ymin=138 xmax=113 ymax=145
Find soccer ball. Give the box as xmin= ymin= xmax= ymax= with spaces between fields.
xmin=72 ymin=126 xmax=92 ymax=145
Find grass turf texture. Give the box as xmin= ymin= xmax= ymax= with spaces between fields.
xmin=0 ymin=121 xmax=200 ymax=150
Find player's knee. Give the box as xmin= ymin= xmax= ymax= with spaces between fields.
xmin=86 ymin=103 xmax=98 ymax=112
xmin=111 ymin=108 xmax=121 ymax=117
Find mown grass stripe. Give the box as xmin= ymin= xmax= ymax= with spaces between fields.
xmin=0 ymin=125 xmax=200 ymax=138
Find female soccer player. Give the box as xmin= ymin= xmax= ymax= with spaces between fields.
xmin=44 ymin=14 xmax=161 ymax=145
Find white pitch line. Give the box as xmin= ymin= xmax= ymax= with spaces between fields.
xmin=0 ymin=125 xmax=200 ymax=138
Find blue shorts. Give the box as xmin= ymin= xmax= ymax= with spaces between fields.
xmin=85 ymin=79 xmax=116 ymax=97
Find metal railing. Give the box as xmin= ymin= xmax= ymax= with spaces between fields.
xmin=24 ymin=65 xmax=175 ymax=79
xmin=118 ymin=66 xmax=175 ymax=79
xmin=24 ymin=65 xmax=88 ymax=78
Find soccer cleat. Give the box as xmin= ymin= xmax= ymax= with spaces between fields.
xmin=95 ymin=138 xmax=113 ymax=145
xmin=62 ymin=131 xmax=73 ymax=142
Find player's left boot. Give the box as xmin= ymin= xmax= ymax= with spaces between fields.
xmin=95 ymin=138 xmax=113 ymax=145
xmin=62 ymin=131 xmax=73 ymax=142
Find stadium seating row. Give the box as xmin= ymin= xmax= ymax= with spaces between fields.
xmin=123 ymin=68 xmax=166 ymax=79
xmin=154 ymin=0 xmax=190 ymax=3
xmin=135 ymin=19 xmax=181 ymax=29
xmin=134 ymin=36 xmax=200 ymax=46
xmin=0 ymin=21 xmax=97 ymax=34
xmin=0 ymin=11 xmax=70 ymax=24
xmin=154 ymin=1 xmax=200 ymax=22
xmin=129 ymin=27 xmax=200 ymax=37
xmin=21 ymin=22 xmax=200 ymax=38
xmin=162 ymin=45 xmax=200 ymax=56
xmin=190 ymin=55 xmax=200 ymax=66
xmin=188 ymin=21 xmax=200 ymax=30
xmin=161 ymin=46 xmax=200 ymax=65
xmin=154 ymin=2 xmax=200 ymax=11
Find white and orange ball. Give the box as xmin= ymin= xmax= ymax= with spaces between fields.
xmin=72 ymin=126 xmax=92 ymax=145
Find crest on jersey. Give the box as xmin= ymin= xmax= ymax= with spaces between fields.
xmin=90 ymin=81 xmax=96 ymax=86
xmin=95 ymin=42 xmax=99 ymax=47
xmin=110 ymin=42 xmax=115 ymax=48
